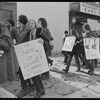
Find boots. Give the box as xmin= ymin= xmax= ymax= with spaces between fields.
xmin=32 ymin=75 xmax=45 ymax=98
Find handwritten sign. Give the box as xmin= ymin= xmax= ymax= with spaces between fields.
xmin=14 ymin=39 xmax=49 ymax=80
xmin=84 ymin=38 xmax=100 ymax=60
xmin=62 ymin=37 xmax=76 ymax=52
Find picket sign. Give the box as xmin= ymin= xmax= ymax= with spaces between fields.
xmin=62 ymin=37 xmax=76 ymax=52
xmin=14 ymin=39 xmax=49 ymax=80
xmin=84 ymin=38 xmax=100 ymax=60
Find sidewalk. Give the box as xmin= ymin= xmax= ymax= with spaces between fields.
xmin=0 ymin=56 xmax=100 ymax=98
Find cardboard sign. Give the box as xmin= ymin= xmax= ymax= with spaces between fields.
xmin=14 ymin=39 xmax=49 ymax=80
xmin=62 ymin=37 xmax=76 ymax=52
xmin=84 ymin=38 xmax=100 ymax=60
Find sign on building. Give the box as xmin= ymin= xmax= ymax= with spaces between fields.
xmin=84 ymin=38 xmax=100 ymax=59
xmin=80 ymin=2 xmax=100 ymax=17
xmin=14 ymin=39 xmax=49 ymax=80
xmin=62 ymin=37 xmax=76 ymax=52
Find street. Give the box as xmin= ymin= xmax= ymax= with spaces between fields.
xmin=0 ymin=55 xmax=100 ymax=98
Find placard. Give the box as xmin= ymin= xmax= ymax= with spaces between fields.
xmin=62 ymin=37 xmax=76 ymax=52
xmin=84 ymin=38 xmax=100 ymax=59
xmin=14 ymin=39 xmax=49 ymax=80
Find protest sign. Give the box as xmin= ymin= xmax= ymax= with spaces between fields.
xmin=14 ymin=39 xmax=49 ymax=80
xmin=62 ymin=37 xmax=76 ymax=52
xmin=84 ymin=38 xmax=100 ymax=60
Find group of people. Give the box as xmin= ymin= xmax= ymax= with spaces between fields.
xmin=62 ymin=23 xmax=100 ymax=76
xmin=0 ymin=15 xmax=54 ymax=98
xmin=1 ymin=14 xmax=100 ymax=98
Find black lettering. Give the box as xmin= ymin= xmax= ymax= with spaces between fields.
xmin=85 ymin=45 xmax=90 ymax=49
xmin=92 ymin=44 xmax=97 ymax=49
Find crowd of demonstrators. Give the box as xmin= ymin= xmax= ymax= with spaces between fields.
xmin=15 ymin=16 xmax=53 ymax=98
xmin=1 ymin=13 xmax=100 ymax=98
xmin=62 ymin=23 xmax=100 ymax=75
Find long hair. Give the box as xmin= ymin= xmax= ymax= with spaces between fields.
xmin=28 ymin=19 xmax=37 ymax=28
xmin=38 ymin=18 xmax=48 ymax=28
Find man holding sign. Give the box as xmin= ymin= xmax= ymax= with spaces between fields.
xmin=16 ymin=17 xmax=48 ymax=98
xmin=82 ymin=23 xmax=98 ymax=75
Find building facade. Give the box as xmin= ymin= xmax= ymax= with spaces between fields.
xmin=69 ymin=2 xmax=100 ymax=33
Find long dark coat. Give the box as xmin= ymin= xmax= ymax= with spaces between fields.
xmin=0 ymin=27 xmax=15 ymax=83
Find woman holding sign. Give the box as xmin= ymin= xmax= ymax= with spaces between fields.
xmin=27 ymin=19 xmax=45 ymax=98
xmin=37 ymin=18 xmax=54 ymax=80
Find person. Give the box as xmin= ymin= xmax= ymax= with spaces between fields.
xmin=17 ymin=15 xmax=32 ymax=98
xmin=80 ymin=23 xmax=98 ymax=75
xmin=5 ymin=19 xmax=18 ymax=44
xmin=37 ymin=17 xmax=53 ymax=80
xmin=27 ymin=19 xmax=45 ymax=98
xmin=0 ymin=21 xmax=15 ymax=83
xmin=5 ymin=19 xmax=19 ymax=78
xmin=62 ymin=30 xmax=69 ymax=65
xmin=63 ymin=29 xmax=81 ymax=73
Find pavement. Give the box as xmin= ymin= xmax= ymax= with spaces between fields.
xmin=0 ymin=55 xmax=100 ymax=98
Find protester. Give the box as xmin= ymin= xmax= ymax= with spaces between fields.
xmin=63 ymin=29 xmax=81 ymax=73
xmin=37 ymin=17 xmax=53 ymax=80
xmin=62 ymin=30 xmax=69 ymax=65
xmin=0 ymin=21 xmax=15 ymax=83
xmin=80 ymin=23 xmax=98 ymax=75
xmin=27 ymin=19 xmax=45 ymax=98
xmin=6 ymin=19 xmax=19 ymax=78
xmin=17 ymin=15 xmax=31 ymax=98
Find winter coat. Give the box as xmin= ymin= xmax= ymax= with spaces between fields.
xmin=0 ymin=27 xmax=15 ymax=83
xmin=36 ymin=27 xmax=53 ymax=56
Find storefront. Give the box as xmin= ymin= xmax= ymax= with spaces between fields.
xmin=69 ymin=2 xmax=100 ymax=33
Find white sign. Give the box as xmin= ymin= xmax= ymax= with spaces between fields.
xmin=80 ymin=2 xmax=100 ymax=17
xmin=84 ymin=38 xmax=100 ymax=60
xmin=62 ymin=37 xmax=76 ymax=52
xmin=14 ymin=39 xmax=49 ymax=80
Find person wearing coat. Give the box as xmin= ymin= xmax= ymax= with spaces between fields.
xmin=0 ymin=21 xmax=15 ymax=83
xmin=63 ymin=29 xmax=81 ymax=73
xmin=17 ymin=15 xmax=31 ymax=98
xmin=27 ymin=19 xmax=45 ymax=98
xmin=37 ymin=18 xmax=53 ymax=80
xmin=81 ymin=23 xmax=98 ymax=75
